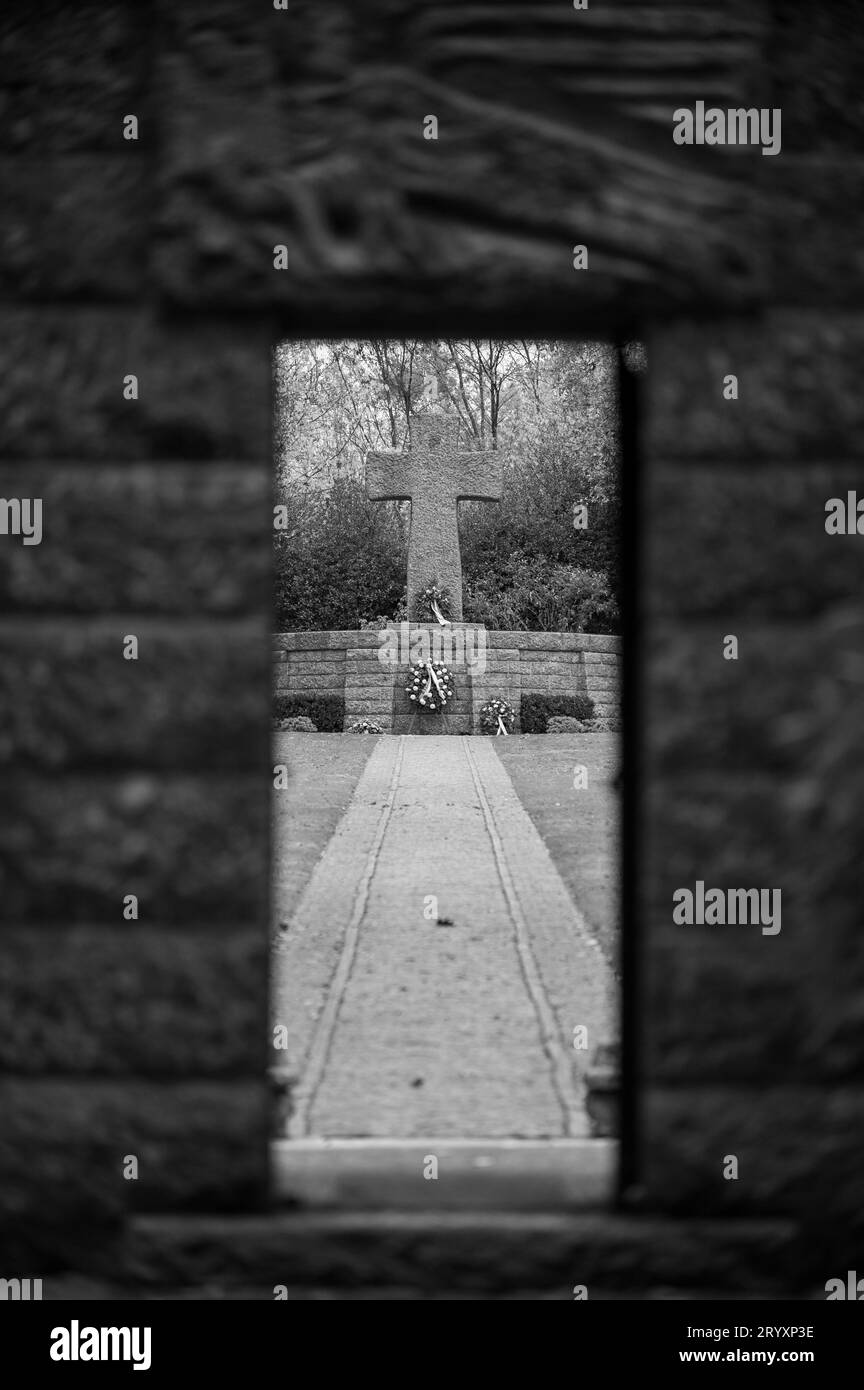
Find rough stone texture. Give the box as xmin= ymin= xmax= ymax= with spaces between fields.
xmin=0 ymin=620 xmax=268 ymax=769
xmin=151 ymin=0 xmax=765 ymax=327
xmin=3 ymin=0 xmax=863 ymax=1299
xmin=0 ymin=465 xmax=269 ymax=614
xmin=366 ymin=415 xmax=502 ymax=620
xmin=641 ymin=381 xmax=864 ymax=1260
xmin=767 ymin=160 xmax=864 ymax=307
xmin=0 ymin=311 xmax=273 ymax=460
xmin=644 ymin=313 xmax=864 ymax=461
xmin=274 ymin=631 xmax=382 ymax=651
xmin=0 ymin=3 xmax=148 ymax=151
xmin=0 ymin=312 xmax=272 ymax=1281
xmin=772 ymin=1 xmax=864 ymax=155
xmin=120 ymin=1212 xmax=803 ymax=1296
xmin=1 ymin=775 xmax=265 ymax=924
xmin=641 ymin=770 xmax=864 ymax=1087
xmin=0 ymin=1080 xmax=268 ymax=1270
xmin=646 ymin=463 xmax=864 ymax=617
xmin=645 ymin=929 xmax=861 ymax=1086
xmin=644 ymin=620 xmax=846 ymax=778
xmin=275 ymin=629 xmax=622 ymax=654
xmin=275 ymin=648 xmax=345 ymax=699
xmin=642 ymin=1088 xmax=864 ymax=1235
xmin=0 ymin=929 xmax=264 ymax=1076
xmin=0 ymin=159 xmax=148 ymax=300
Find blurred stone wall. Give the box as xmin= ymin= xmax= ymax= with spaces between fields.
xmin=1 ymin=0 xmax=861 ymax=1294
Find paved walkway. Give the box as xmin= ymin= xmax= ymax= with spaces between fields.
xmin=272 ymin=736 xmax=615 ymax=1139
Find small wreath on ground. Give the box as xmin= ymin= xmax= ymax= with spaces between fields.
xmin=405 ymin=660 xmax=455 ymax=713
xmin=411 ymin=582 xmax=454 ymax=624
xmin=349 ymin=719 xmax=384 ymax=734
xmin=480 ymin=697 xmax=515 ymax=736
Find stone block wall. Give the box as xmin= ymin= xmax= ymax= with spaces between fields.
xmin=272 ymin=628 xmax=622 ymax=733
xmin=2 ymin=0 xmax=862 ymax=1296
xmin=496 ymin=633 xmax=622 ymax=726
xmin=470 ymin=645 xmax=521 ymax=734
xmin=273 ymin=638 xmax=347 ymax=701
xmin=638 ymin=314 xmax=864 ymax=1236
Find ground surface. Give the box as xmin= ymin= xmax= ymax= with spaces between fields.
xmin=272 ymin=734 xmax=378 ymax=930
xmin=492 ymin=735 xmax=621 ymax=967
xmin=272 ymin=733 xmax=619 ymax=1139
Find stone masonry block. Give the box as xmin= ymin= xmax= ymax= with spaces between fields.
xmin=0 ymin=775 xmax=266 ymax=924
xmin=0 ymin=465 xmax=270 ymax=613
xmin=0 ymin=620 xmax=268 ymax=771
xmin=0 ymin=158 xmax=147 ymax=300
xmin=0 ymin=1079 xmax=268 ymax=1267
xmin=0 ymin=311 xmax=272 ymax=460
xmin=646 ymin=462 xmax=864 ymax=618
xmin=0 ymin=928 xmax=264 ymax=1076
xmin=645 ymin=313 xmax=864 ymax=461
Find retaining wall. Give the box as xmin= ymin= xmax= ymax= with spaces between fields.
xmin=273 ymin=627 xmax=622 ymax=732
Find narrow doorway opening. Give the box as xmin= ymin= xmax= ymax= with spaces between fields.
xmin=269 ymin=339 xmax=634 ymax=1212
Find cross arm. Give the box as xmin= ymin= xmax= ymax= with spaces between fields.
xmin=454 ymin=449 xmax=504 ymax=502
xmin=366 ymin=450 xmax=414 ymax=502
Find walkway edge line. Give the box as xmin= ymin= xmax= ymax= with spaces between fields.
xmin=288 ymin=737 xmax=407 ymax=1138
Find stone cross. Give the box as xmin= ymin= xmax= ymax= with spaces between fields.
xmin=365 ymin=415 xmax=502 ymax=621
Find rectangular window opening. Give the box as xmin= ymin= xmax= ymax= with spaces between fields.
xmin=269 ymin=338 xmax=633 ymax=1215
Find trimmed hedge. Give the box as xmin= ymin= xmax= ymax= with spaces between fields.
xmin=273 ymin=694 xmax=345 ymax=732
xmin=520 ymin=693 xmax=595 ymax=733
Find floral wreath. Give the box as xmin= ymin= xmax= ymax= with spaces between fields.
xmin=411 ymin=582 xmax=453 ymax=624
xmin=405 ymin=660 xmax=455 ymax=713
xmin=480 ymin=697 xmax=515 ymax=736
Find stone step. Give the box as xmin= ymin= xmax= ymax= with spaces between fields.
xmin=120 ymin=1212 xmax=805 ymax=1295
xmin=272 ymin=1139 xmax=614 ymax=1210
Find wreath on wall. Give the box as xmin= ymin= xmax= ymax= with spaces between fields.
xmin=480 ymin=697 xmax=515 ymax=736
xmin=405 ymin=660 xmax=455 ymax=713
xmin=411 ymin=582 xmax=453 ymax=624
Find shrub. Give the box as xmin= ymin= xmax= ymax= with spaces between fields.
xmin=275 ymin=715 xmax=318 ymax=732
xmin=349 ymin=719 xmax=384 ymax=734
xmin=463 ymin=551 xmax=619 ymax=634
xmin=583 ymin=714 xmax=622 ymax=733
xmin=274 ymin=478 xmax=407 ymax=631
xmin=273 ymin=694 xmax=345 ymax=732
xmin=546 ymin=716 xmax=585 ymax=733
xmin=520 ymin=693 xmax=595 ymax=733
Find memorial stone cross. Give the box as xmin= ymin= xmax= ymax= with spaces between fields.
xmin=365 ymin=415 xmax=503 ymax=621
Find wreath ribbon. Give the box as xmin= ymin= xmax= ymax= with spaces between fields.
xmin=427 ymin=662 xmax=445 ymax=699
